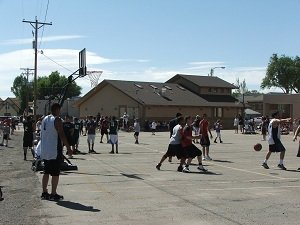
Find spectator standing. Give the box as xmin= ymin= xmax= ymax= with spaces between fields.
xmin=22 ymin=116 xmax=34 ymax=160
xmin=73 ymin=118 xmax=81 ymax=154
xmin=100 ymin=116 xmax=109 ymax=143
xmin=133 ymin=119 xmax=140 ymax=144
xmin=109 ymin=116 xmax=119 ymax=154
xmin=63 ymin=115 xmax=75 ymax=158
xmin=213 ymin=119 xmax=223 ymax=143
xmin=1 ymin=122 xmax=10 ymax=147
xmin=151 ymin=121 xmax=157 ymax=135
xmin=261 ymin=117 xmax=268 ymax=141
xmin=233 ymin=115 xmax=239 ymax=134
xmin=238 ymin=114 xmax=244 ymax=134
xmin=86 ymin=116 xmax=97 ymax=153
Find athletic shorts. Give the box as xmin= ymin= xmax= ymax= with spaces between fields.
xmin=87 ymin=134 xmax=95 ymax=144
xmin=165 ymin=144 xmax=184 ymax=159
xmin=184 ymin=144 xmax=202 ymax=158
xmin=269 ymin=141 xmax=286 ymax=152
xmin=3 ymin=134 xmax=9 ymax=140
xmin=101 ymin=129 xmax=108 ymax=135
xmin=134 ymin=132 xmax=139 ymax=137
xmin=200 ymin=135 xmax=210 ymax=147
xmin=23 ymin=134 xmax=33 ymax=147
xmin=43 ymin=159 xmax=61 ymax=176
xmin=73 ymin=135 xmax=79 ymax=145
xmin=110 ymin=134 xmax=118 ymax=144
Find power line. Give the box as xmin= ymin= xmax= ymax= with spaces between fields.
xmin=40 ymin=50 xmax=74 ymax=73
xmin=39 ymin=0 xmax=50 ymax=49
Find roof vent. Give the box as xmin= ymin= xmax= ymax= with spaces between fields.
xmin=134 ymin=84 xmax=143 ymax=89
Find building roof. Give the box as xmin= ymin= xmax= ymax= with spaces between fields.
xmin=166 ymin=74 xmax=238 ymax=89
xmin=244 ymin=95 xmax=263 ymax=103
xmin=76 ymin=79 xmax=241 ymax=108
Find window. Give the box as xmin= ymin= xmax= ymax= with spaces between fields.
xmin=214 ymin=107 xmax=223 ymax=117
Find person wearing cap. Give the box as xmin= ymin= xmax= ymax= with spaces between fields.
xmin=262 ymin=111 xmax=291 ymax=170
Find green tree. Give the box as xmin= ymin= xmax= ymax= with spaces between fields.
xmin=261 ymin=54 xmax=298 ymax=93
xmin=37 ymin=71 xmax=82 ymax=99
xmin=12 ymin=71 xmax=82 ymax=113
xmin=11 ymin=75 xmax=33 ymax=113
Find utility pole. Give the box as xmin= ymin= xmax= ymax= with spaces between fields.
xmin=20 ymin=68 xmax=34 ymax=116
xmin=23 ymin=17 xmax=52 ymax=122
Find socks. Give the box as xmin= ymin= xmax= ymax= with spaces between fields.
xmin=279 ymin=159 xmax=283 ymax=165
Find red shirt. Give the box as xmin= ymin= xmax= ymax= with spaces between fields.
xmin=199 ymin=119 xmax=209 ymax=136
xmin=181 ymin=125 xmax=193 ymax=148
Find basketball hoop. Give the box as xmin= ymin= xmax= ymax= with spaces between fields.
xmin=87 ymin=71 xmax=103 ymax=88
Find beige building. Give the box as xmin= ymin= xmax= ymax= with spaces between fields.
xmin=263 ymin=93 xmax=300 ymax=119
xmin=245 ymin=93 xmax=300 ymax=119
xmin=0 ymin=98 xmax=21 ymax=116
xmin=75 ymin=74 xmax=242 ymax=129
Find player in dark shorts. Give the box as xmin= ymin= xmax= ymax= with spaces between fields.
xmin=23 ymin=116 xmax=34 ymax=160
xmin=73 ymin=117 xmax=81 ymax=154
xmin=262 ymin=111 xmax=291 ymax=170
xmin=199 ymin=113 xmax=213 ymax=160
xmin=156 ymin=116 xmax=186 ymax=172
xmin=40 ymin=103 xmax=72 ymax=200
xmin=180 ymin=116 xmax=207 ymax=173
xmin=167 ymin=112 xmax=182 ymax=162
xmin=100 ymin=116 xmax=109 ymax=143
xmin=63 ymin=115 xmax=74 ymax=158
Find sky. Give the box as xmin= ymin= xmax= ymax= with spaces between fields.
xmin=1 ymin=0 xmax=300 ymax=99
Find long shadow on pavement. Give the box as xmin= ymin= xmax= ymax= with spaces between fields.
xmin=56 ymin=201 xmax=101 ymax=212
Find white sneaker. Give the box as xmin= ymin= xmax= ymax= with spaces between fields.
xmin=202 ymin=156 xmax=206 ymax=161
xmin=205 ymin=156 xmax=212 ymax=161
xmin=182 ymin=166 xmax=191 ymax=173
xmin=197 ymin=165 xmax=208 ymax=172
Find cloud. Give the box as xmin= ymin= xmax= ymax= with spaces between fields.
xmin=0 ymin=35 xmax=85 ymax=46
xmin=0 ymin=48 xmax=277 ymax=99
xmin=186 ymin=61 xmax=226 ymax=70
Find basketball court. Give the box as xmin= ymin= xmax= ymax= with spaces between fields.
xmin=36 ymin=130 xmax=300 ymax=225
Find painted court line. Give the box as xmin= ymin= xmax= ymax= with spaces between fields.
xmin=206 ymin=161 xmax=287 ymax=180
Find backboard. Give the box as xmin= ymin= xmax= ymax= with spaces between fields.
xmin=79 ymin=48 xmax=87 ymax=76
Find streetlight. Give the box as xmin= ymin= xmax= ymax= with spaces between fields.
xmin=210 ymin=66 xmax=225 ymax=76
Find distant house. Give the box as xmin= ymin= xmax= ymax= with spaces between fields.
xmin=243 ymin=93 xmax=300 ymax=119
xmin=0 ymin=98 xmax=21 ymax=116
xmin=75 ymin=74 xmax=242 ymax=128
xmin=244 ymin=95 xmax=263 ymax=115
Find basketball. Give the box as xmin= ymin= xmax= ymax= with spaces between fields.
xmin=254 ymin=143 xmax=262 ymax=151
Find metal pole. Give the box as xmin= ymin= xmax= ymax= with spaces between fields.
xmin=33 ymin=18 xmax=38 ymax=122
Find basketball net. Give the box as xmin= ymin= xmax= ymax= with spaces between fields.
xmin=87 ymin=71 xmax=103 ymax=88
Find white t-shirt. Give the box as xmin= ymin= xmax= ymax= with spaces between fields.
xmin=40 ymin=115 xmax=60 ymax=160
xmin=151 ymin=122 xmax=157 ymax=129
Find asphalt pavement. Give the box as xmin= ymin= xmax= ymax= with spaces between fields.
xmin=1 ymin=128 xmax=300 ymax=225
